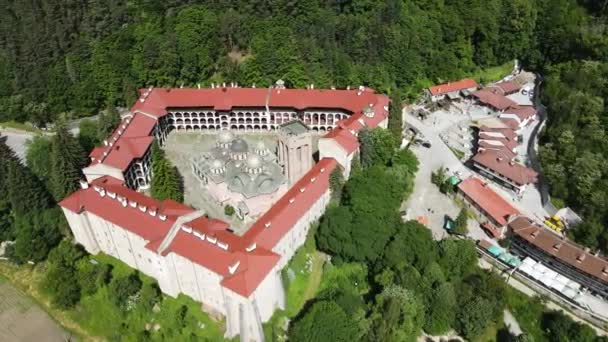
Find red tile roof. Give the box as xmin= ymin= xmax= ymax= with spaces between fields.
xmin=489 ymin=81 xmax=520 ymax=95
xmin=472 ymin=149 xmax=538 ymax=186
xmin=509 ymin=216 xmax=608 ymax=283
xmin=472 ymin=89 xmax=518 ymax=111
xmin=478 ymin=133 xmax=517 ymax=151
xmin=59 ymin=176 xmax=194 ymax=243
xmin=500 ymin=118 xmax=520 ymax=130
xmin=457 ymin=177 xmax=520 ymax=226
xmin=428 ymin=79 xmax=478 ymax=96
xmin=242 ymin=158 xmax=338 ymax=249
xmin=131 ymin=87 xmax=387 ymax=118
xmin=479 ymin=126 xmax=518 ymax=141
xmin=502 ymin=106 xmax=537 ymax=121
xmin=91 ymin=113 xmax=157 ymax=171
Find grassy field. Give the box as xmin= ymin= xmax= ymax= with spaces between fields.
xmin=0 ymin=121 xmax=43 ymax=133
xmin=74 ymin=254 xmax=228 ymax=342
xmin=0 ymin=255 xmax=229 ymax=342
xmin=468 ymin=62 xmax=514 ymax=84
xmin=263 ymin=224 xmax=327 ymax=340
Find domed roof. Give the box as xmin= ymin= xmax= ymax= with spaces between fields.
xmin=211 ymin=159 xmax=223 ymax=169
xmin=246 ymin=154 xmax=262 ymax=168
xmin=219 ymin=131 xmax=234 ymax=143
xmin=230 ymin=138 xmax=248 ymax=153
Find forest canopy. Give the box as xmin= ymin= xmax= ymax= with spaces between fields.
xmin=1 ymin=0 xmax=606 ymax=125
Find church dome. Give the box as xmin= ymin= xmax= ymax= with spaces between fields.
xmin=230 ymin=138 xmax=248 ymax=153
xmin=246 ymin=154 xmax=262 ymax=169
xmin=219 ymin=131 xmax=234 ymax=143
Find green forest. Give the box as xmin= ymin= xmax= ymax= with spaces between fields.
xmin=0 ymin=0 xmax=606 ymax=126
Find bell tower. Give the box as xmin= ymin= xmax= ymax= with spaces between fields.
xmin=277 ymin=121 xmax=313 ymax=185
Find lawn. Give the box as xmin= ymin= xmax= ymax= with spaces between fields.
xmin=0 ymin=254 xmax=229 ymax=342
xmin=468 ymin=61 xmax=514 ymax=84
xmin=0 ymin=120 xmax=43 ymax=133
xmin=263 ymin=224 xmax=327 ymax=341
xmin=449 ymin=147 xmax=465 ymax=160
xmin=72 ymin=254 xmax=228 ymax=342
xmin=505 ymin=287 xmax=547 ymax=342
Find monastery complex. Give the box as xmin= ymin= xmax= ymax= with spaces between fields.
xmin=59 ymin=83 xmax=389 ymax=341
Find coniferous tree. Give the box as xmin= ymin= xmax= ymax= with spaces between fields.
xmin=150 ymin=141 xmax=183 ymax=202
xmin=50 ymin=120 xmax=87 ymax=200
xmin=7 ymin=157 xmax=52 ymax=217
xmin=97 ymin=106 xmax=121 ymax=141
xmin=388 ymin=90 xmax=404 ymax=143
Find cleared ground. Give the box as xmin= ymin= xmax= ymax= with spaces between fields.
xmin=0 ymin=278 xmax=72 ymax=342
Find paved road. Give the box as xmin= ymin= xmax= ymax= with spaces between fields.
xmin=401 ymin=113 xmax=488 ymax=240
xmin=0 ymin=280 xmax=73 ymax=342
xmin=0 ymin=130 xmax=36 ymax=161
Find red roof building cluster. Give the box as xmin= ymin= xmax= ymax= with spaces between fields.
xmin=90 ymin=87 xmax=388 ymax=173
xmin=488 ymin=81 xmax=521 ymax=96
xmin=472 ymin=89 xmax=518 ymax=111
xmin=509 ymin=216 xmax=608 ymax=285
xmin=428 ymin=78 xmax=479 ymax=96
xmin=63 ymin=86 xmax=390 ymax=298
xmin=457 ymin=177 xmax=520 ymax=226
xmin=61 ymin=158 xmax=338 ymax=298
xmin=472 ymin=149 xmax=538 ymax=187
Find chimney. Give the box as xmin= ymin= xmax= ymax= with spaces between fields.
xmin=310 ymin=177 xmax=316 ymax=183
xmin=299 ymin=187 xmax=306 ymax=193
xmin=552 ymin=243 xmax=562 ymax=251
xmin=121 ymin=199 xmax=128 ymax=207
xmin=228 ymin=261 xmax=240 ymax=275
xmin=264 ymin=222 xmax=271 ymax=228
xmin=159 ymin=214 xmax=167 ymax=221
xmin=577 ymin=253 xmax=586 ymax=263
xmin=181 ymin=225 xmax=193 ymax=233
xmin=103 ymin=140 xmax=108 ymax=146
xmin=217 ymin=241 xmax=228 ymax=250
xmin=530 ymin=230 xmax=539 ymax=239
xmin=320 ymin=168 xmax=325 ymax=173
xmin=289 ymin=198 xmax=295 ymax=204
xmin=246 ymin=243 xmax=257 ymax=252
xmin=206 ymin=235 xmax=217 ymax=244
xmin=129 ymin=200 xmax=138 ymax=208
xmin=79 ymin=180 xmax=89 ymax=189
xmin=148 ymin=207 xmax=157 ymax=217
xmin=138 ymin=205 xmax=147 ymax=212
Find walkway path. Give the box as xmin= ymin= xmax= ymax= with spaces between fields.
xmin=503 ymin=309 xmax=522 ymax=336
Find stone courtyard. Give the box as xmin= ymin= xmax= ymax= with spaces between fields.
xmin=163 ymin=130 xmax=320 ymax=234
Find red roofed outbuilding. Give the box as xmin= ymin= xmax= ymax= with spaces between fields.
xmin=457 ymin=177 xmax=520 ymax=229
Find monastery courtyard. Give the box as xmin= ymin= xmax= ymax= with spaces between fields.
xmin=163 ymin=130 xmax=320 ymax=234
